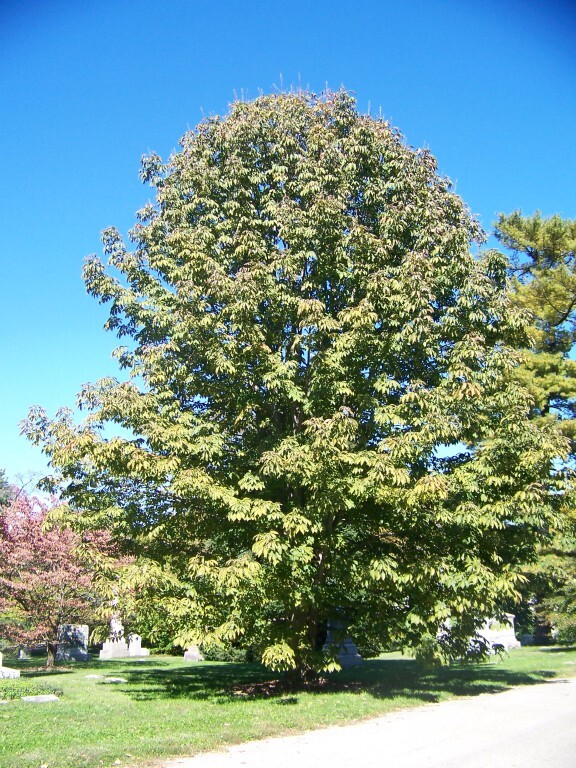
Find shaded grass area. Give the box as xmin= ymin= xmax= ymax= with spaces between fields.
xmin=1 ymin=646 xmax=575 ymax=768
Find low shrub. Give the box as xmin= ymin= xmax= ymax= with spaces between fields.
xmin=200 ymin=643 xmax=255 ymax=663
xmin=0 ymin=679 xmax=63 ymax=700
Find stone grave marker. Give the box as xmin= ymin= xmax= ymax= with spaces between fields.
xmin=99 ymin=618 xmax=150 ymax=659
xmin=183 ymin=645 xmax=204 ymax=662
xmin=323 ymin=620 xmax=362 ymax=668
xmin=21 ymin=694 xmax=59 ymax=703
xmin=0 ymin=652 xmax=20 ymax=679
xmin=478 ymin=613 xmax=521 ymax=651
xmin=128 ymin=633 xmax=150 ymax=657
xmin=99 ymin=616 xmax=130 ymax=659
xmin=56 ymin=624 xmax=89 ymax=661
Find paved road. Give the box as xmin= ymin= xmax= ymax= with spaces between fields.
xmin=164 ymin=677 xmax=576 ymax=768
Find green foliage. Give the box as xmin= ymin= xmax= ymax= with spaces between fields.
xmin=0 ymin=679 xmax=63 ymax=700
xmin=519 ymin=527 xmax=576 ymax=644
xmin=200 ymin=642 xmax=253 ymax=662
xmin=495 ymin=210 xmax=576 ymax=641
xmin=495 ymin=211 xmax=576 ymax=445
xmin=0 ymin=469 xmax=12 ymax=507
xmin=24 ymin=91 xmax=571 ymax=674
xmin=495 ymin=210 xmax=576 ymax=353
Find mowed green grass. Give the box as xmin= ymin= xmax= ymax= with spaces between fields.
xmin=1 ymin=646 xmax=575 ymax=768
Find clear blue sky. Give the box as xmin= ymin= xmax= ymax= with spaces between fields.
xmin=1 ymin=0 xmax=575 ymax=483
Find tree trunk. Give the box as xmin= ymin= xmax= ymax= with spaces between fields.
xmin=46 ymin=642 xmax=58 ymax=669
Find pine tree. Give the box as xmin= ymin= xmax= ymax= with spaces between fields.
xmin=495 ymin=210 xmax=576 ymax=642
xmin=495 ymin=211 xmax=576 ymax=450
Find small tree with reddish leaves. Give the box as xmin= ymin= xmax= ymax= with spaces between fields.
xmin=0 ymin=491 xmax=102 ymax=668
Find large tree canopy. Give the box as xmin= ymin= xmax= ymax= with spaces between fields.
xmin=24 ymin=91 xmax=570 ymax=672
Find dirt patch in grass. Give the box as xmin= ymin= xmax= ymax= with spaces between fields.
xmin=231 ymin=675 xmax=363 ymax=698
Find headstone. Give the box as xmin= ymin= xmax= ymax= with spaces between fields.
xmin=99 ymin=619 xmax=150 ymax=659
xmin=323 ymin=620 xmax=362 ymax=668
xmin=183 ymin=645 xmax=204 ymax=662
xmin=56 ymin=624 xmax=89 ymax=661
xmin=99 ymin=616 xmax=129 ymax=659
xmin=0 ymin=652 xmax=20 ymax=679
xmin=21 ymin=694 xmax=59 ymax=703
xmin=99 ymin=636 xmax=129 ymax=659
xmin=128 ymin=634 xmax=150 ymax=657
xmin=478 ymin=613 xmax=521 ymax=651
xmin=18 ymin=648 xmax=31 ymax=660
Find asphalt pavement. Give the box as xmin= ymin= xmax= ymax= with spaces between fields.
xmin=164 ymin=676 xmax=576 ymax=768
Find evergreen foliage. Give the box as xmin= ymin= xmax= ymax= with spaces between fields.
xmin=495 ymin=210 xmax=576 ymax=641
xmin=495 ymin=211 xmax=576 ymax=451
xmin=495 ymin=211 xmax=576 ymax=449
xmin=0 ymin=469 xmax=12 ymax=507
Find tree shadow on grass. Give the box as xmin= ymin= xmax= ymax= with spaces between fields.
xmin=539 ymin=645 xmax=576 ymax=653
xmin=86 ymin=657 xmax=172 ymax=671
xmin=18 ymin=656 xmax=172 ymax=679
xmin=7 ymin=658 xmax=76 ymax=677
xmin=22 ymin=667 xmax=76 ymax=677
xmin=113 ymin=657 xmax=561 ymax=706
xmin=117 ymin=662 xmax=271 ymax=702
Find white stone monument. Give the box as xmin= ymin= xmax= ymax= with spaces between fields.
xmin=128 ymin=634 xmax=150 ymax=657
xmin=0 ymin=652 xmax=20 ymax=679
xmin=183 ymin=645 xmax=204 ymax=662
xmin=478 ymin=613 xmax=521 ymax=651
xmin=99 ymin=616 xmax=129 ymax=659
xmin=99 ymin=618 xmax=150 ymax=659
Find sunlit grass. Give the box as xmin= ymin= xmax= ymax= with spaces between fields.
xmin=1 ymin=646 xmax=574 ymax=768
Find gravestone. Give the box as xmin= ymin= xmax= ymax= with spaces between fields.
xmin=99 ymin=636 xmax=130 ymax=659
xmin=0 ymin=652 xmax=20 ymax=679
xmin=56 ymin=624 xmax=89 ymax=661
xmin=99 ymin=616 xmax=129 ymax=659
xmin=128 ymin=634 xmax=150 ymax=657
xmin=478 ymin=613 xmax=521 ymax=651
xmin=99 ymin=619 xmax=150 ymax=659
xmin=323 ymin=620 xmax=362 ymax=668
xmin=18 ymin=648 xmax=31 ymax=660
xmin=183 ymin=645 xmax=204 ymax=662
xmin=21 ymin=694 xmax=59 ymax=703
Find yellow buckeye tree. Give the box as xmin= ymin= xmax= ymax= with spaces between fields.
xmin=24 ymin=91 xmax=570 ymax=674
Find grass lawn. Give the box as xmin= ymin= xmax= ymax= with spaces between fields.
xmin=1 ymin=646 xmax=575 ymax=768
